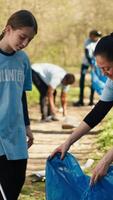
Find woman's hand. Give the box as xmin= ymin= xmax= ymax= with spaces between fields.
xmin=90 ymin=148 xmax=113 ymax=186
xmin=50 ymin=140 xmax=71 ymax=160
xmin=90 ymin=159 xmax=109 ymax=186
xmin=26 ymin=125 xmax=34 ymax=148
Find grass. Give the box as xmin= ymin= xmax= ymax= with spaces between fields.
xmin=19 ymin=176 xmax=45 ymax=200
xmin=98 ymin=111 xmax=113 ymax=152
xmin=20 ymin=109 xmax=113 ymax=199
xmin=27 ymin=83 xmax=91 ymax=107
xmin=27 ymin=85 xmax=40 ymax=106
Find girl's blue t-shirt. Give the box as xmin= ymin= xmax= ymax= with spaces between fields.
xmin=0 ymin=50 xmax=32 ymax=160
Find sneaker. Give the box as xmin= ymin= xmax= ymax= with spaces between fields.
xmin=40 ymin=116 xmax=52 ymax=122
xmin=51 ymin=116 xmax=59 ymax=121
xmin=88 ymin=102 xmax=95 ymax=106
xmin=73 ymin=101 xmax=84 ymax=106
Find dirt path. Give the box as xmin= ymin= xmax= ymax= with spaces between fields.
xmin=27 ymin=105 xmax=102 ymax=176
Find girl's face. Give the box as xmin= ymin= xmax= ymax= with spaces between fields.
xmin=96 ymin=55 xmax=113 ymax=80
xmin=5 ymin=26 xmax=35 ymax=51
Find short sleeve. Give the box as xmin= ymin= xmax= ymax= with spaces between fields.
xmin=61 ymin=84 xmax=70 ymax=93
xmin=49 ymin=76 xmax=61 ymax=89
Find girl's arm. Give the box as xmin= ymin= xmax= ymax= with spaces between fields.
xmin=22 ymin=91 xmax=34 ymax=148
xmin=22 ymin=91 xmax=30 ymax=126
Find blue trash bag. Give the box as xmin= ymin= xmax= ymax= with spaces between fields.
xmin=46 ymin=152 xmax=113 ymax=200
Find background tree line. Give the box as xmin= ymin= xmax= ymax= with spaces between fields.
xmin=1 ymin=0 xmax=113 ymax=71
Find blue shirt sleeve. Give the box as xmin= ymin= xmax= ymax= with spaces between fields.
xmin=101 ymin=78 xmax=113 ymax=101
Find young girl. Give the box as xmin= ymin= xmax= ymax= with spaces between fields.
xmin=0 ymin=10 xmax=38 ymax=199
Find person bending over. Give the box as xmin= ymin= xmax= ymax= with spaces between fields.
xmin=32 ymin=63 xmax=75 ymax=121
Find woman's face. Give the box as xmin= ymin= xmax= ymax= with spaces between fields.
xmin=96 ymin=55 xmax=113 ymax=80
xmin=5 ymin=25 xmax=35 ymax=52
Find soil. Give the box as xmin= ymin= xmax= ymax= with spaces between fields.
xmin=27 ymin=104 xmax=103 ymax=176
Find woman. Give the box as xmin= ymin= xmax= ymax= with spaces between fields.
xmin=50 ymin=33 xmax=113 ymax=186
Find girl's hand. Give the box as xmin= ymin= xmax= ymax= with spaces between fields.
xmin=26 ymin=126 xmax=34 ymax=148
xmin=50 ymin=140 xmax=71 ymax=160
xmin=90 ymin=159 xmax=109 ymax=186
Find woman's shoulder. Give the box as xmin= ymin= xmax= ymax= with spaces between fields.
xmin=105 ymin=78 xmax=113 ymax=89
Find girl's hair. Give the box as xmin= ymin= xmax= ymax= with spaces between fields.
xmin=94 ymin=33 xmax=113 ymax=61
xmin=0 ymin=9 xmax=38 ymax=40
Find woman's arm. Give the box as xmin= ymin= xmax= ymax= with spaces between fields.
xmin=50 ymin=121 xmax=91 ymax=159
xmin=84 ymin=100 xmax=113 ymax=128
xmin=90 ymin=148 xmax=113 ymax=185
xmin=50 ymin=100 xmax=113 ymax=159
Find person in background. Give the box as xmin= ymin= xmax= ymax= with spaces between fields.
xmin=74 ymin=30 xmax=102 ymax=106
xmin=0 ymin=10 xmax=38 ymax=199
xmin=32 ymin=63 xmax=75 ymax=122
xmin=50 ymin=33 xmax=113 ymax=186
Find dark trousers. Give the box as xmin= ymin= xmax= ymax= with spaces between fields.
xmin=79 ymin=64 xmax=94 ymax=104
xmin=32 ymin=70 xmax=57 ymax=119
xmin=0 ymin=155 xmax=27 ymax=200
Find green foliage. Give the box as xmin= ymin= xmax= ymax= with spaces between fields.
xmin=19 ymin=176 xmax=45 ymax=200
xmin=98 ymin=112 xmax=113 ymax=151
xmin=67 ymin=86 xmax=79 ymax=104
xmin=27 ymin=83 xmax=92 ymax=108
xmin=27 ymin=84 xmax=80 ymax=108
xmin=27 ymin=85 xmax=39 ymax=106
xmin=34 ymin=42 xmax=80 ymax=72
xmin=1 ymin=0 xmax=113 ymax=68
xmin=36 ymin=43 xmax=65 ymax=66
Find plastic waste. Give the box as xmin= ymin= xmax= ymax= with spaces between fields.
xmin=81 ymin=159 xmax=94 ymax=170
xmin=32 ymin=170 xmax=45 ymax=182
xmin=62 ymin=116 xmax=80 ymax=129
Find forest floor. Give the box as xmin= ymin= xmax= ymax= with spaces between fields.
xmin=27 ymin=103 xmax=103 ymax=175
xmin=19 ymin=100 xmax=105 ymax=199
